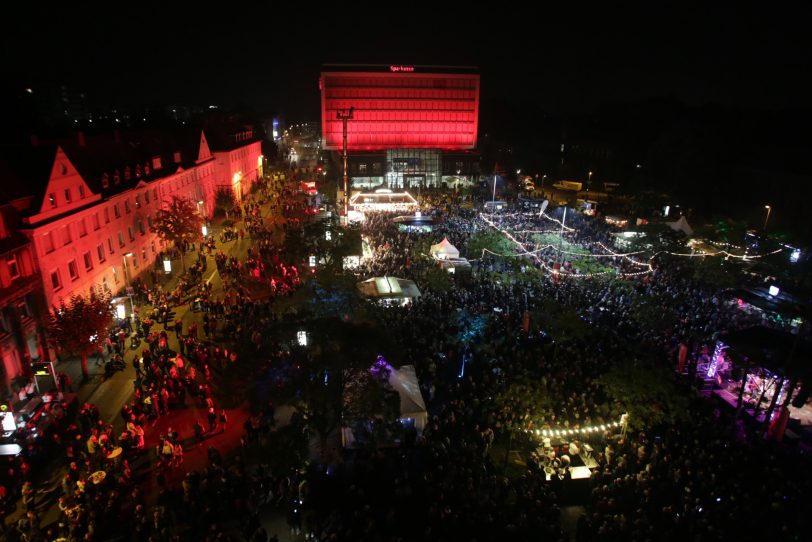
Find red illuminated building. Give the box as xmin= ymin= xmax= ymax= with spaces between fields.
xmin=0 ymin=203 xmax=49 ymax=396
xmin=320 ymin=65 xmax=481 ymax=191
xmin=0 ymin=128 xmax=262 ymax=332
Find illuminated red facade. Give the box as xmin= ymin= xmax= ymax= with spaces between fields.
xmin=321 ymin=68 xmax=480 ymax=151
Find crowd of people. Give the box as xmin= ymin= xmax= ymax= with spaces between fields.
xmin=2 ymin=173 xmax=809 ymax=541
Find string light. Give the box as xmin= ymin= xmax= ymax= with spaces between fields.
xmin=528 ymin=415 xmax=628 ymax=438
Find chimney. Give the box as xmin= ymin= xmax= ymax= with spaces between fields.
xmin=77 ymin=131 xmax=86 ymax=147
xmin=30 ymin=134 xmax=39 ymax=147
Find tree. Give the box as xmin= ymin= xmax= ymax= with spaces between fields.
xmin=47 ymin=288 xmax=113 ymax=380
xmin=153 ymin=196 xmax=201 ymax=271
xmin=597 ymin=358 xmax=691 ymax=431
xmin=466 ymin=230 xmax=516 ymax=259
xmin=214 ymin=187 xmax=237 ymax=220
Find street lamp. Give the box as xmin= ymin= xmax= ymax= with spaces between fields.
xmin=122 ymin=253 xmax=135 ymax=317
xmin=763 ymin=205 xmax=772 ymax=231
xmin=337 ymin=107 xmax=354 ymax=223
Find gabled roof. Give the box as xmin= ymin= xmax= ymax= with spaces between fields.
xmin=59 ymin=130 xmax=206 ymax=197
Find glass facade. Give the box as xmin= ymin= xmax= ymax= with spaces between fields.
xmin=385 ymin=149 xmax=441 ymax=188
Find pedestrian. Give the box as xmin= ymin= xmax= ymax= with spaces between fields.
xmin=219 ymin=409 xmax=228 ymax=432
xmin=207 ymin=407 xmax=217 ymax=433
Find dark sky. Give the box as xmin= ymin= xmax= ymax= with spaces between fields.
xmin=3 ymin=4 xmax=810 ymax=124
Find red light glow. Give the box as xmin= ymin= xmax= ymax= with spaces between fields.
xmin=321 ymin=71 xmax=480 ymax=151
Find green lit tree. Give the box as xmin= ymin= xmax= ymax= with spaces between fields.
xmin=47 ymin=288 xmax=113 ymax=380
xmin=153 ymin=196 xmax=201 ymax=271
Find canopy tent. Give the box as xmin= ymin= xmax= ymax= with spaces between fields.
xmin=387 ymin=365 xmax=428 ymax=431
xmin=357 ymin=276 xmax=422 ymax=306
xmin=430 ymin=238 xmax=460 ymax=260
xmin=667 ymin=215 xmax=694 ymax=236
xmin=341 ymin=364 xmax=428 ymax=448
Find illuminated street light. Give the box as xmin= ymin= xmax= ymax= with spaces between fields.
xmin=763 ymin=205 xmax=772 ymax=231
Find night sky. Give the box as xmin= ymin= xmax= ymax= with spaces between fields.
xmin=4 ymin=4 xmax=809 ymax=127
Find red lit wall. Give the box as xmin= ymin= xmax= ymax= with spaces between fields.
xmin=321 ymin=71 xmax=480 ymax=151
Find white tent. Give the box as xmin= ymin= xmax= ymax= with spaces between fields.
xmin=387 ymin=365 xmax=427 ymax=432
xmin=341 ymin=364 xmax=428 ymax=447
xmin=430 ymin=238 xmax=460 ymax=260
xmin=668 ymin=216 xmax=694 ymax=237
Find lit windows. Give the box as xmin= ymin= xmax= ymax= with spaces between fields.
xmin=49 ymin=193 xmax=56 ymax=208
xmin=6 ymin=255 xmax=19 ymax=279
xmin=51 ymin=270 xmax=62 ymax=291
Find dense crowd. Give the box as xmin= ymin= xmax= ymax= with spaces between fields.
xmin=2 ymin=175 xmax=809 ymax=541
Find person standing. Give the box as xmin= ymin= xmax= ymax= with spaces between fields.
xmin=219 ymin=409 xmax=228 ymax=433
xmin=207 ymin=407 xmax=217 ymax=433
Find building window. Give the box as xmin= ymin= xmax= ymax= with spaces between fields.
xmin=358 ymin=163 xmax=367 ymax=174
xmin=92 ymin=214 xmax=100 ymax=230
xmin=113 ymin=171 xmax=121 ymax=185
xmin=68 ymin=260 xmax=79 ymax=280
xmin=118 ymin=232 xmax=125 ymax=248
xmin=138 ymin=220 xmax=145 ymax=236
xmin=78 ymin=218 xmax=87 ymax=237
xmin=104 ymin=208 xmax=110 ymax=223
xmin=64 ymin=188 xmax=72 ymax=203
xmin=114 ymin=204 xmax=120 ymax=218
xmin=173 ymin=151 xmax=181 ymax=163
xmin=372 ymin=163 xmax=383 ymax=174
xmin=43 ymin=232 xmax=55 ymax=254
xmin=51 ymin=270 xmax=62 ymax=291
xmin=108 ymin=237 xmax=114 ymax=254
xmin=135 ymin=195 xmax=141 ymax=209
xmin=141 ymin=248 xmax=147 ymax=262
xmin=112 ymin=266 xmax=119 ymax=283
xmin=78 ymin=185 xmax=85 ymax=199
xmin=97 ymin=244 xmax=105 ymax=263
xmin=144 ymin=191 xmax=150 ymax=204
xmin=124 ymin=200 xmax=131 ymax=214
xmin=102 ymin=277 xmax=110 ymax=294
xmin=128 ymin=227 xmax=135 ymax=242
xmin=17 ymin=299 xmax=31 ymax=319
xmin=6 ymin=255 xmax=20 ymax=279
xmin=124 ymin=167 xmax=131 ymax=181
xmin=62 ymin=225 xmax=72 ymax=246
xmin=153 ymin=188 xmax=158 ymax=201
xmin=49 ymin=193 xmax=56 ymax=208
xmin=102 ymin=173 xmax=110 ymax=189
xmin=83 ymin=252 xmax=93 ymax=271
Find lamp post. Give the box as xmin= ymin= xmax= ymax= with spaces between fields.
xmin=122 ymin=253 xmax=135 ymax=317
xmin=763 ymin=205 xmax=772 ymax=231
xmin=337 ymin=107 xmax=354 ymax=223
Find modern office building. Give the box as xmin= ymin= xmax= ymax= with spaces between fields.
xmin=320 ymin=65 xmax=481 ymax=191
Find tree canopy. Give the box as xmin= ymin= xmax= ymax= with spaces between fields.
xmin=47 ymin=288 xmax=113 ymax=378
xmin=153 ymin=196 xmax=201 ymax=269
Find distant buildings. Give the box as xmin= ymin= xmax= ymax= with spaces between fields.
xmin=320 ymin=65 xmax=481 ymax=192
xmin=0 ymin=127 xmax=262 ymax=394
